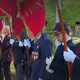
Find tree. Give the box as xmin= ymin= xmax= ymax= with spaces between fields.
xmin=61 ymin=0 xmax=80 ymax=35
xmin=45 ymin=0 xmax=80 ymax=35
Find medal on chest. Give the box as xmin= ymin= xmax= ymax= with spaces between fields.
xmin=32 ymin=51 xmax=39 ymax=61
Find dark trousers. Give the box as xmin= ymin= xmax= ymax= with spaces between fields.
xmin=45 ymin=73 xmax=55 ymax=80
xmin=0 ymin=61 xmax=3 ymax=80
xmin=16 ymin=63 xmax=28 ymax=80
xmin=3 ymin=62 xmax=11 ymax=80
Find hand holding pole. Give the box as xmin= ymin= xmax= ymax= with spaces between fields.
xmin=56 ymin=0 xmax=71 ymax=79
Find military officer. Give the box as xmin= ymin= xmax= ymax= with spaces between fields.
xmin=46 ymin=22 xmax=75 ymax=80
xmin=30 ymin=26 xmax=53 ymax=80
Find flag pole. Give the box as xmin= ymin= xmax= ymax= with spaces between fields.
xmin=56 ymin=0 xmax=71 ymax=80
xmin=9 ymin=14 xmax=16 ymax=66
xmin=24 ymin=26 xmax=32 ymax=79
xmin=24 ymin=26 xmax=31 ymax=67
xmin=20 ymin=13 xmax=31 ymax=69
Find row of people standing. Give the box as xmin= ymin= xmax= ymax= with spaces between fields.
xmin=0 ymin=27 xmax=33 ymax=80
xmin=0 ymin=25 xmax=52 ymax=80
xmin=10 ymin=22 xmax=76 ymax=80
xmin=1 ymin=22 xmax=80 ymax=80
xmin=14 ymin=22 xmax=80 ymax=80
xmin=10 ymin=26 xmax=54 ymax=80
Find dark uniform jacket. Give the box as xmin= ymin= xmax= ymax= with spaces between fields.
xmin=30 ymin=33 xmax=53 ymax=80
xmin=71 ymin=43 xmax=80 ymax=80
xmin=49 ymin=39 xmax=75 ymax=80
xmin=13 ymin=41 xmax=27 ymax=65
xmin=13 ymin=32 xmax=32 ymax=65
xmin=0 ymin=34 xmax=12 ymax=62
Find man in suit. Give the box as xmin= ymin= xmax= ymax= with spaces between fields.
xmin=10 ymin=29 xmax=32 ymax=80
xmin=46 ymin=22 xmax=75 ymax=80
xmin=29 ymin=26 xmax=53 ymax=80
xmin=63 ymin=43 xmax=80 ymax=80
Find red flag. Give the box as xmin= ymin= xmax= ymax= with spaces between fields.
xmin=14 ymin=17 xmax=24 ymax=36
xmin=7 ymin=0 xmax=18 ymax=23
xmin=0 ymin=0 xmax=18 ymax=23
xmin=0 ymin=0 xmax=11 ymax=17
xmin=8 ymin=0 xmax=18 ymax=15
xmin=19 ymin=0 xmax=45 ymax=37
xmin=0 ymin=10 xmax=4 ymax=16
xmin=0 ymin=19 xmax=3 ymax=31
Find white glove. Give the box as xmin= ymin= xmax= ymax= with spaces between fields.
xmin=10 ymin=39 xmax=15 ymax=44
xmin=63 ymin=47 xmax=76 ymax=63
xmin=46 ymin=57 xmax=52 ymax=65
xmin=38 ymin=78 xmax=43 ymax=80
xmin=24 ymin=39 xmax=31 ymax=48
xmin=19 ymin=41 xmax=23 ymax=47
xmin=45 ymin=57 xmax=54 ymax=73
xmin=46 ymin=64 xmax=54 ymax=73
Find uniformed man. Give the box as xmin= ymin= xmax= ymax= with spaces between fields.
xmin=10 ymin=29 xmax=31 ymax=80
xmin=29 ymin=26 xmax=53 ymax=80
xmin=46 ymin=22 xmax=75 ymax=80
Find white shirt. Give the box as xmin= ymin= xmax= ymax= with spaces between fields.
xmin=62 ymin=38 xmax=71 ymax=46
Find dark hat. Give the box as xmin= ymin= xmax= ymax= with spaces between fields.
xmin=51 ymin=22 xmax=68 ymax=34
xmin=76 ymin=20 xmax=80 ymax=24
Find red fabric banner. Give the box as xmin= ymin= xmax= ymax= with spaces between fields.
xmin=0 ymin=0 xmax=18 ymax=23
xmin=0 ymin=0 xmax=11 ymax=16
xmin=7 ymin=0 xmax=18 ymax=23
xmin=0 ymin=10 xmax=4 ymax=16
xmin=19 ymin=0 xmax=45 ymax=37
xmin=8 ymin=0 xmax=18 ymax=15
xmin=14 ymin=17 xmax=24 ymax=36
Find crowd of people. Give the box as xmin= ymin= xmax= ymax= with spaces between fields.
xmin=0 ymin=22 xmax=80 ymax=80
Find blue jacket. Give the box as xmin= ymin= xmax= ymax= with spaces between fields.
xmin=49 ymin=39 xmax=75 ymax=80
xmin=30 ymin=33 xmax=53 ymax=80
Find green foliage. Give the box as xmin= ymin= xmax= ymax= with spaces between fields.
xmin=45 ymin=0 xmax=56 ymax=56
xmin=62 ymin=0 xmax=80 ymax=27
xmin=44 ymin=0 xmax=80 ymax=55
xmin=45 ymin=0 xmax=56 ymax=31
xmin=10 ymin=62 xmax=15 ymax=72
xmin=47 ymin=33 xmax=56 ymax=56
